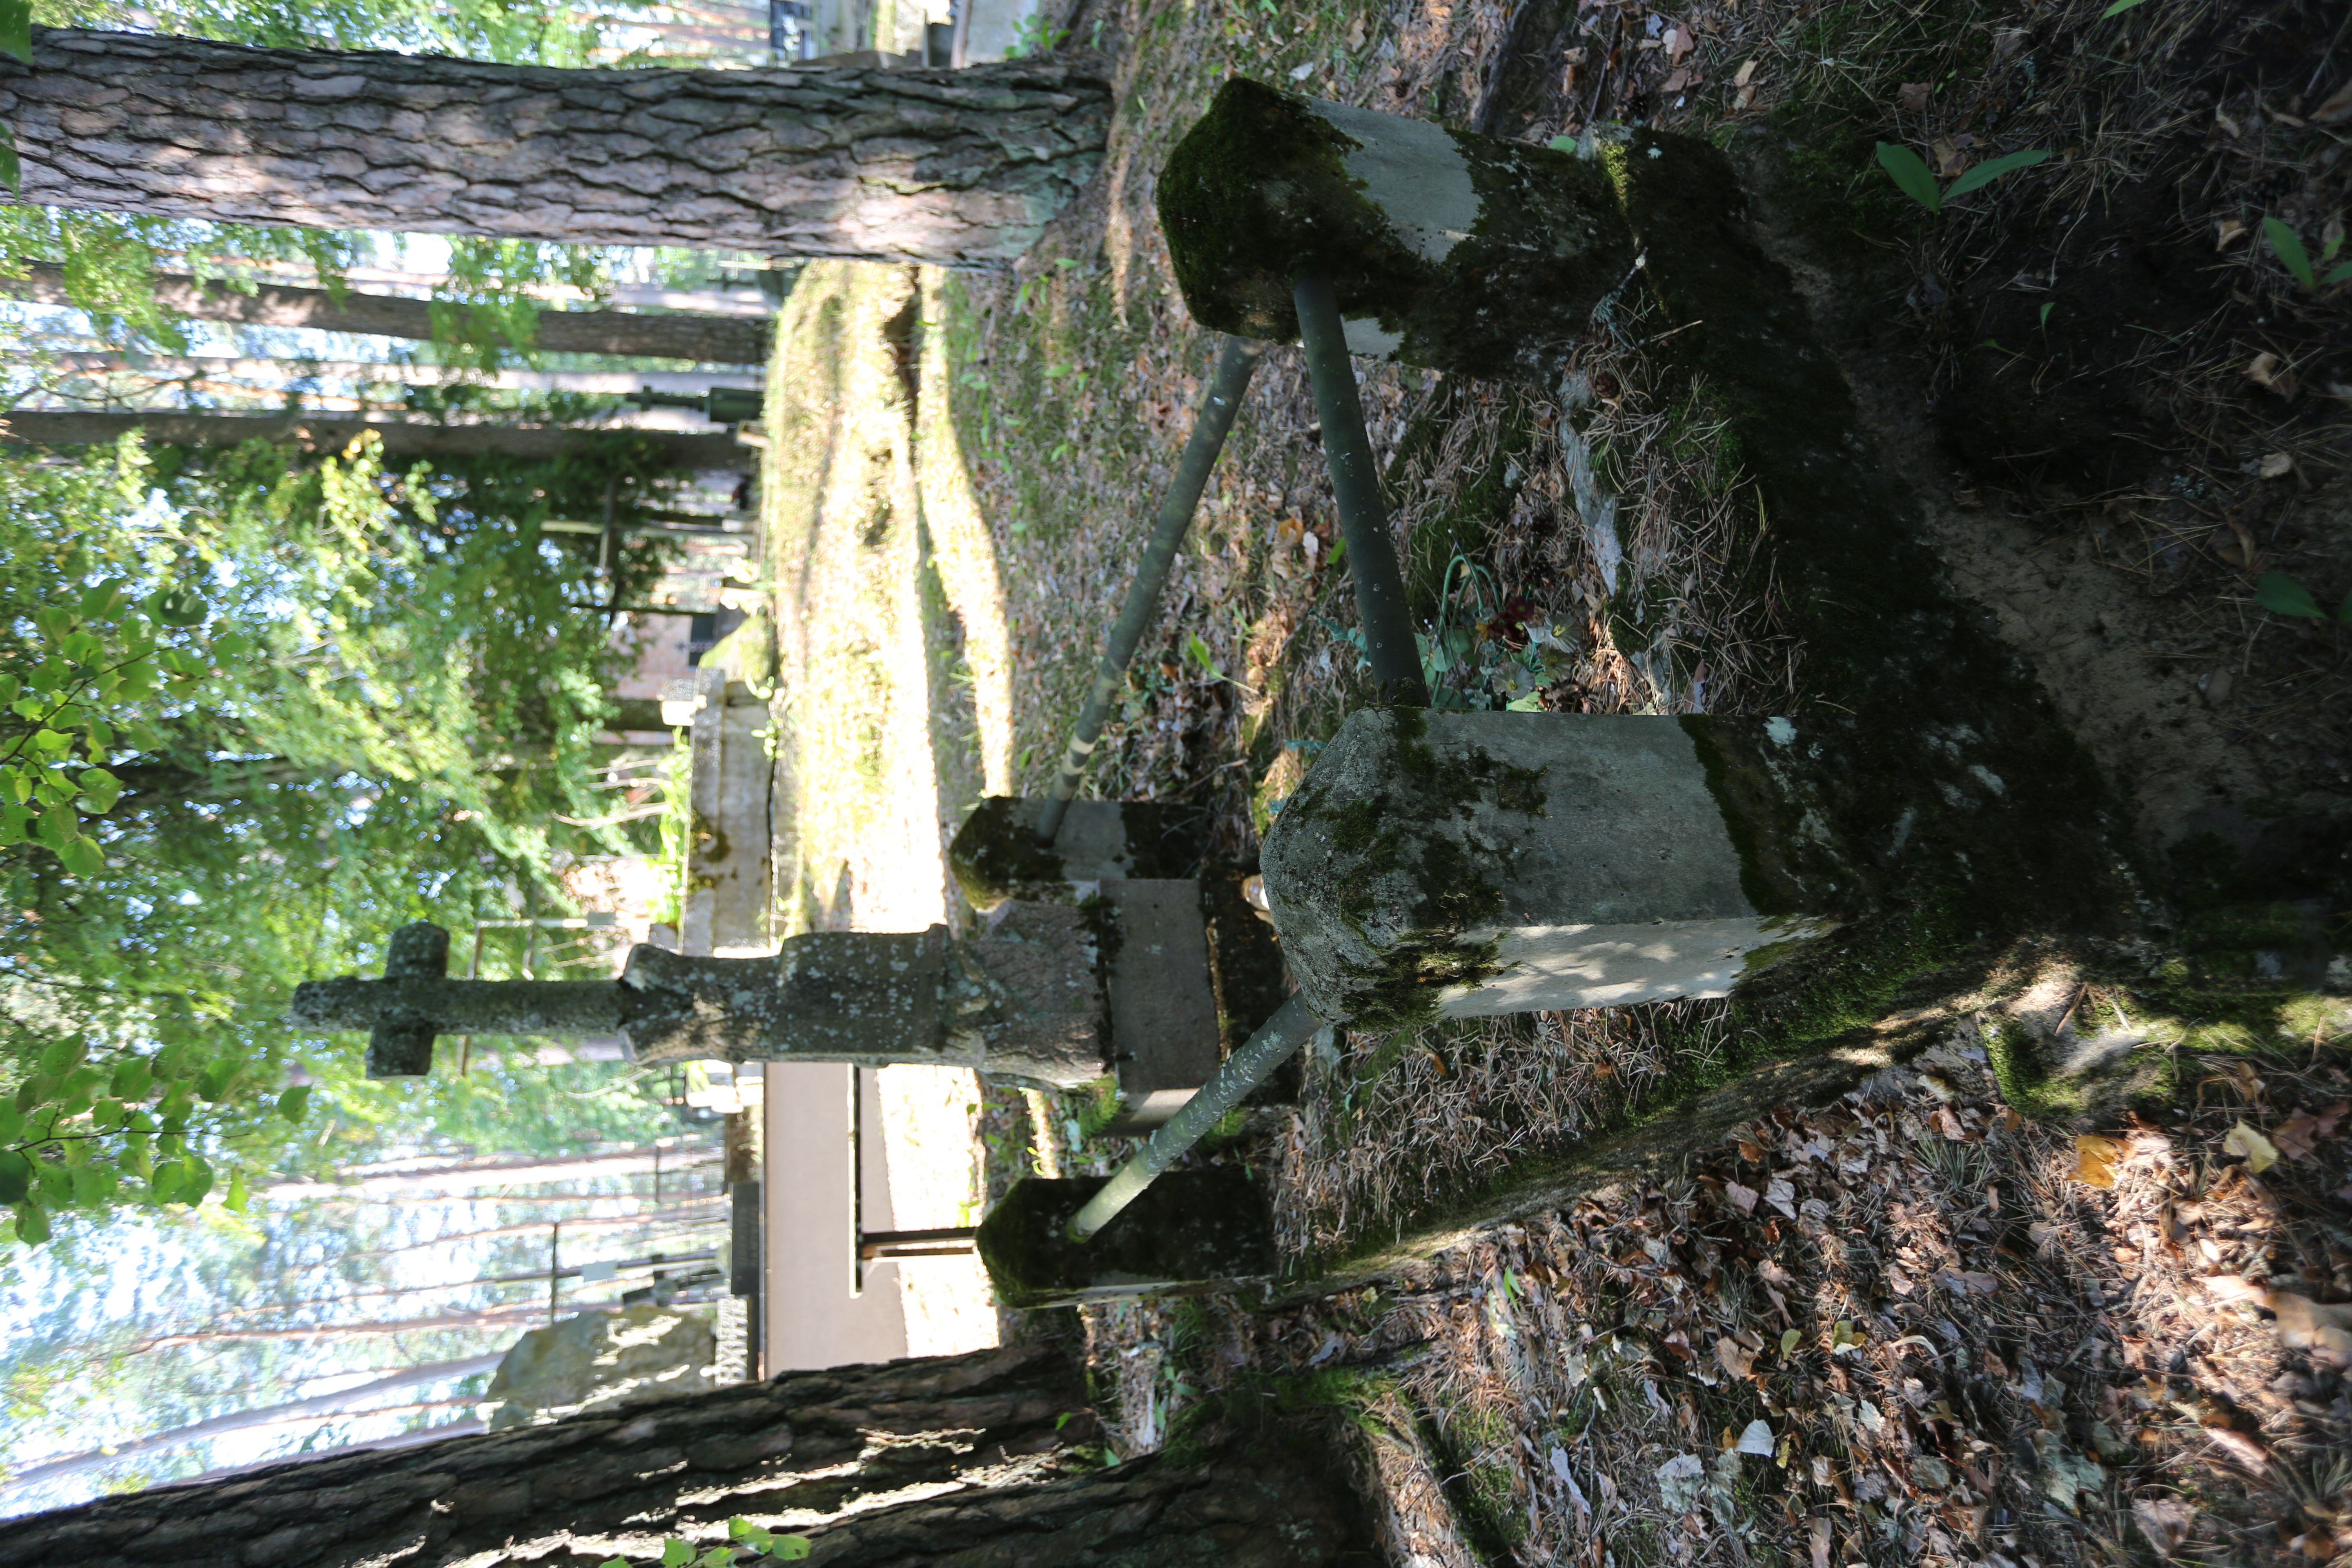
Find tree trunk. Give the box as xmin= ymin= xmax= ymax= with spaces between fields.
xmin=0 ymin=1345 xmax=1367 ymax=1568
xmin=5 ymin=30 xmax=1109 ymax=268
xmin=0 ymin=263 xmax=771 ymax=363
xmin=0 ymin=409 xmax=748 ymax=468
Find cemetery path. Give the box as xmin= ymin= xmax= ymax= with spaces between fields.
xmin=757 ymin=261 xmax=1012 ymax=1360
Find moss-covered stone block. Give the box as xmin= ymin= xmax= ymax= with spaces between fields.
xmin=1156 ymin=77 xmax=1635 ymax=381
xmin=1261 ymin=708 xmax=1842 ymax=1030
xmin=976 ymin=1170 xmax=1278 ymax=1308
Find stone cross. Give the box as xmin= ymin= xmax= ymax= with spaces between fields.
xmin=292 ymin=907 xmax=1106 ymax=1085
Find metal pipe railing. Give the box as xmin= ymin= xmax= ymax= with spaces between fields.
xmin=1292 ymin=276 xmax=1432 ymax=709
xmin=1066 ymin=991 xmax=1325 ymax=1241
xmin=1035 ymin=335 xmax=1269 ymax=846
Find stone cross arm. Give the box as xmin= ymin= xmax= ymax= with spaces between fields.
xmin=287 ymin=915 xmax=1106 ymax=1084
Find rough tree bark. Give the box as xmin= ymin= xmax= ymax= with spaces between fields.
xmin=0 ymin=1345 xmax=1370 ymax=1568
xmin=2 ymin=30 xmax=1110 ymax=268
xmin=0 ymin=409 xmax=747 ymax=468
xmin=0 ymin=263 xmax=773 ymax=363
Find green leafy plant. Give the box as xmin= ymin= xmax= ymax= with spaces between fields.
xmin=0 ymin=0 xmax=27 ymax=191
xmin=597 ymin=1519 xmax=810 ymax=1568
xmin=1874 ymin=143 xmax=2051 ymax=212
xmin=2 ymin=1037 xmax=312 ymax=1245
xmin=2262 ymin=217 xmax=2352 ymax=292
xmin=0 ymin=577 xmax=236 ymax=876
xmin=2099 ymin=0 xmax=2150 ymax=16
xmin=2255 ymin=570 xmax=2352 ymax=624
xmin=1001 ymin=13 xmax=1070 ymax=56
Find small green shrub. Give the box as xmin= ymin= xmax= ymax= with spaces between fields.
xmin=1874 ymin=143 xmax=2051 ymax=212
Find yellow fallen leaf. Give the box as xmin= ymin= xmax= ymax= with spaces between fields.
xmin=2269 ymin=1293 xmax=2352 ymax=1366
xmin=2223 ymin=1120 xmax=2279 ymax=1174
xmin=2075 ymin=1133 xmax=2123 ymax=1188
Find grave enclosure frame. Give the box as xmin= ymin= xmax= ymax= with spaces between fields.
xmin=290 ymin=78 xmax=2128 ymax=1309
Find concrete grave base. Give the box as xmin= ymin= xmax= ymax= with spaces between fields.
xmin=976 ymin=1170 xmax=1278 ymax=1308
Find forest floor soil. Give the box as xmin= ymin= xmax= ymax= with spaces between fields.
xmin=758 ymin=0 xmax=2352 ymax=1559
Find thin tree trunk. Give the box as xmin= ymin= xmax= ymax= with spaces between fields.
xmin=5 ymin=30 xmax=1109 ymax=268
xmin=263 ymin=1144 xmax=719 ymax=1201
xmin=42 ymin=352 xmax=763 ymax=395
xmin=0 ymin=409 xmax=747 ymax=467
xmin=0 ymin=263 xmax=771 ymax=363
xmin=129 ymin=1306 xmax=554 ymax=1352
xmin=339 ymin=1202 xmax=724 ymax=1261
xmin=0 ymin=1346 xmax=1369 ymax=1568
xmin=0 ymin=1354 xmax=503 ymax=1492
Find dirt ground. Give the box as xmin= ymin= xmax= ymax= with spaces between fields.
xmin=755 ymin=0 xmax=2352 ymax=1559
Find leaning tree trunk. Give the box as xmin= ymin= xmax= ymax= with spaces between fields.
xmin=0 ymin=264 xmax=772 ymax=365
xmin=0 ymin=409 xmax=746 ymax=468
xmin=0 ymin=1345 xmax=1369 ymax=1568
xmin=2 ymin=30 xmax=1110 ymax=268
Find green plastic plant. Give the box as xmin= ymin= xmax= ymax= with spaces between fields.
xmin=2262 ymin=218 xmax=2352 ymax=293
xmin=1874 ymin=143 xmax=2051 ymax=213
xmin=2255 ymin=570 xmax=2352 ymax=625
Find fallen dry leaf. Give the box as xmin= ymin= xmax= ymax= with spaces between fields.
xmin=2269 ymin=1292 xmax=2352 ymax=1366
xmin=1764 ymin=1176 xmax=1798 ymax=1218
xmin=1896 ymin=81 xmax=1931 ymax=112
xmin=2076 ymin=1132 xmax=2123 ymax=1188
xmin=2223 ymin=1119 xmax=2280 ymax=1173
xmin=1724 ymin=1179 xmax=1759 ymax=1214
xmin=2216 ymin=216 xmax=2247 ymax=249
xmin=1736 ymin=1418 xmax=1775 ymax=1455
xmin=1734 ymin=58 xmax=1758 ymax=87
xmin=2198 ymin=1274 xmax=2266 ymax=1304
xmin=2132 ymin=1496 xmax=2197 ymax=1556
xmin=1932 ymin=139 xmax=1967 ymax=177
xmin=2259 ymin=452 xmax=2296 ymax=480
xmin=2272 ymin=1109 xmax=2319 ymax=1159
xmin=2205 ymin=1427 xmax=2270 ymax=1474
xmin=1717 ymin=1336 xmax=1757 ymax=1380
xmin=2245 ymin=352 xmax=2300 ymax=398
xmin=2317 ymin=78 xmax=2352 ymax=124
